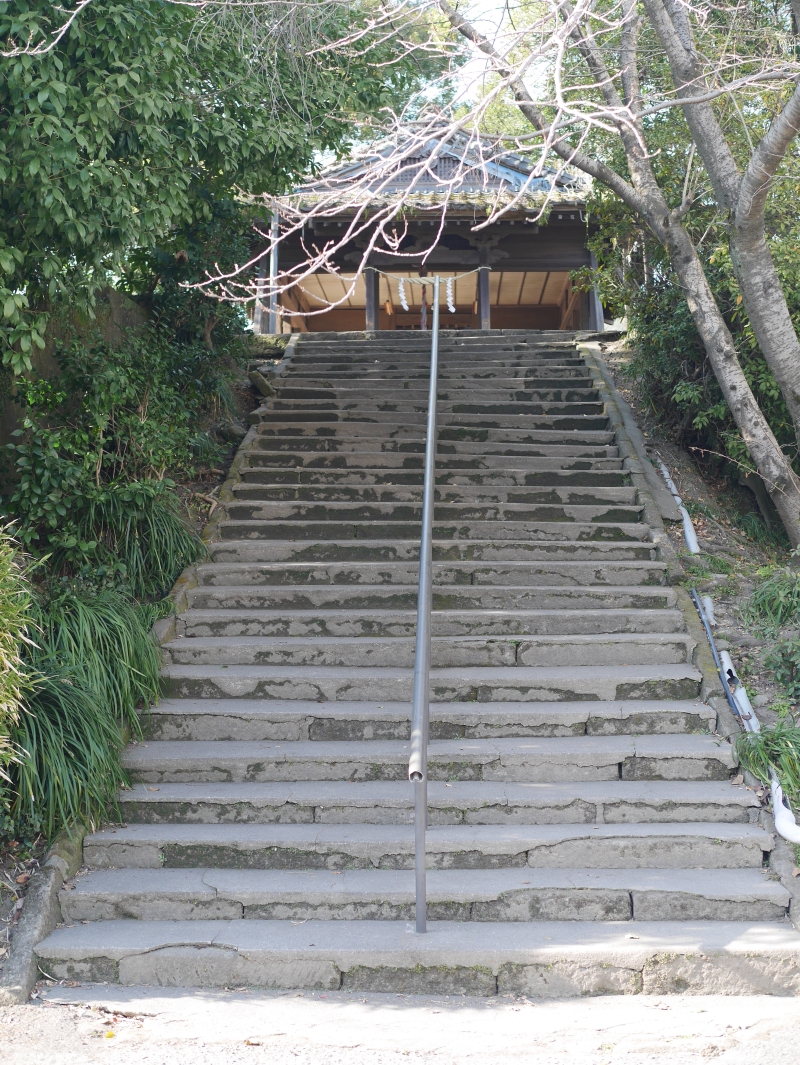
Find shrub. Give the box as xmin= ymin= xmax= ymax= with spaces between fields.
xmin=765 ymin=638 xmax=800 ymax=699
xmin=2 ymin=326 xmax=210 ymax=594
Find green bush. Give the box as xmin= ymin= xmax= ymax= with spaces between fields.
xmin=2 ymin=325 xmax=211 ymax=593
xmin=765 ymin=638 xmax=800 ymax=700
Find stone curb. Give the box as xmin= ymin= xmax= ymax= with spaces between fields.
xmin=247 ymin=333 xmax=299 ymax=427
xmin=577 ymin=346 xmax=734 ymax=757
xmin=578 ymin=345 xmax=683 ymax=587
xmin=0 ymin=826 xmax=86 ymax=1005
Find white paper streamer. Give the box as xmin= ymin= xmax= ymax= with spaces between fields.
xmin=446 ymin=277 xmax=455 ymax=313
xmin=398 ymin=278 xmax=409 ymax=311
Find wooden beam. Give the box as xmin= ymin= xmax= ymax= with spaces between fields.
xmin=538 ymin=271 xmax=551 ymax=305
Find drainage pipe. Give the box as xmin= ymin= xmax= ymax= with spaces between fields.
xmin=719 ymin=648 xmax=800 ymax=845
xmin=658 ymin=460 xmax=700 ymax=554
xmin=693 ymin=588 xmax=800 ymax=846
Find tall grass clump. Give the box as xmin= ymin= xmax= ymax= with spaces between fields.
xmin=10 ymin=665 xmax=128 ymax=839
xmin=0 ymin=528 xmax=31 ymax=779
xmin=735 ymin=722 xmax=800 ymax=807
xmin=32 ymin=585 xmax=161 ymax=735
xmin=59 ymin=481 xmax=204 ymax=601
xmin=2 ymin=584 xmax=161 ymax=841
xmin=744 ymin=566 xmax=800 ymax=631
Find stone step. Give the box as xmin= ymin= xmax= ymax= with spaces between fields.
xmin=223 ymin=500 xmax=644 ymax=523
xmin=256 ymin=424 xmax=614 ymax=444
xmin=238 ymin=468 xmax=630 ymax=487
xmin=208 ymin=539 xmax=658 ymax=564
xmin=275 ymin=387 xmax=602 ymax=402
xmin=144 ymin=698 xmax=716 ymax=742
xmin=37 ymin=919 xmax=800 ymax=993
xmin=81 ymin=820 xmax=763 ymax=872
xmin=258 ymin=413 xmax=611 ymax=430
xmin=194 ymin=561 xmax=668 ymax=588
xmin=117 ymin=777 xmax=752 ymax=824
xmin=61 ymin=867 xmax=788 ymax=924
xmin=230 ymin=484 xmax=638 ymax=505
xmin=176 ymin=608 xmax=686 ymax=641
xmin=123 ymin=734 xmax=731 ymax=785
xmin=280 ymin=376 xmax=594 ymax=389
xmin=244 ymin=452 xmax=624 ymax=470
xmin=144 ymin=698 xmax=714 ymax=742
xmin=162 ymin=632 xmax=695 ymax=669
xmin=251 ymin=437 xmax=617 ymax=456
xmin=187 ymin=584 xmax=677 ymax=610
xmin=217 ymin=520 xmax=651 ymax=543
xmin=163 ymin=662 xmax=702 ymax=702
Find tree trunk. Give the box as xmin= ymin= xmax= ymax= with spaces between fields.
xmin=728 ymin=227 xmax=800 ymax=449
xmin=665 ymin=222 xmax=800 ymax=546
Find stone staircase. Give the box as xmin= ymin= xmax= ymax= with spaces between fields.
xmin=37 ymin=330 xmax=800 ymax=996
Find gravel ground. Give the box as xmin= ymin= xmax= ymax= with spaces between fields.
xmin=1 ymin=985 xmax=800 ymax=1065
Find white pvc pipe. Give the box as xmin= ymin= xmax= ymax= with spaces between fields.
xmin=657 ymin=460 xmax=700 ymax=554
xmin=772 ymin=779 xmax=800 ymax=844
xmin=719 ymin=646 xmax=800 ymax=843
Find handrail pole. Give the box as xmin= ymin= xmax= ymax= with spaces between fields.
xmin=409 ymin=276 xmax=440 ymax=934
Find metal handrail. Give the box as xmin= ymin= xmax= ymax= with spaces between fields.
xmin=408 ymin=275 xmax=441 ymax=934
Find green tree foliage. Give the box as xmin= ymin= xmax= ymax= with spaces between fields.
xmin=0 ymin=0 xmax=414 ymax=374
xmin=1 ymin=325 xmax=214 ymax=594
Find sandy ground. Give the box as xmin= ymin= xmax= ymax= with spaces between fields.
xmin=0 ymin=986 xmax=799 ymax=1065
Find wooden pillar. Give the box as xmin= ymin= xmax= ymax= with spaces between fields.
xmin=478 ymin=247 xmax=491 ymax=331
xmin=365 ymin=266 xmax=380 ymax=331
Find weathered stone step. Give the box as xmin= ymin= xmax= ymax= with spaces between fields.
xmin=37 ymin=919 xmax=800 ymax=994
xmin=117 ymin=777 xmax=752 ymax=824
xmin=256 ymin=424 xmax=613 ymax=445
xmin=230 ymin=484 xmax=637 ymax=505
xmin=123 ymin=734 xmax=731 ymax=785
xmin=239 ymin=468 xmax=630 ymax=487
xmin=279 ymin=376 xmax=593 ymax=390
xmin=252 ymin=437 xmax=617 ymax=456
xmin=259 ymin=412 xmax=610 ymax=430
xmin=275 ymin=386 xmax=601 ymax=402
xmin=176 ymin=608 xmax=686 ymax=641
xmin=194 ymin=560 xmax=667 ymax=588
xmin=245 ymin=452 xmax=624 ymax=471
xmin=61 ymin=867 xmax=788 ymax=924
xmin=81 ymin=820 xmax=762 ymax=871
xmin=184 ymin=583 xmax=673 ymax=609
xmin=163 ymin=662 xmax=702 ymax=702
xmin=223 ymin=501 xmax=644 ymax=525
xmin=144 ymin=698 xmax=714 ymax=742
xmin=162 ymin=632 xmax=694 ymax=669
xmin=218 ymin=520 xmax=651 ymax=544
xmin=208 ymin=539 xmax=657 ymax=564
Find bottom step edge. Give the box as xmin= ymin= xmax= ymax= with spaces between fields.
xmin=35 ymin=919 xmax=800 ymax=996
